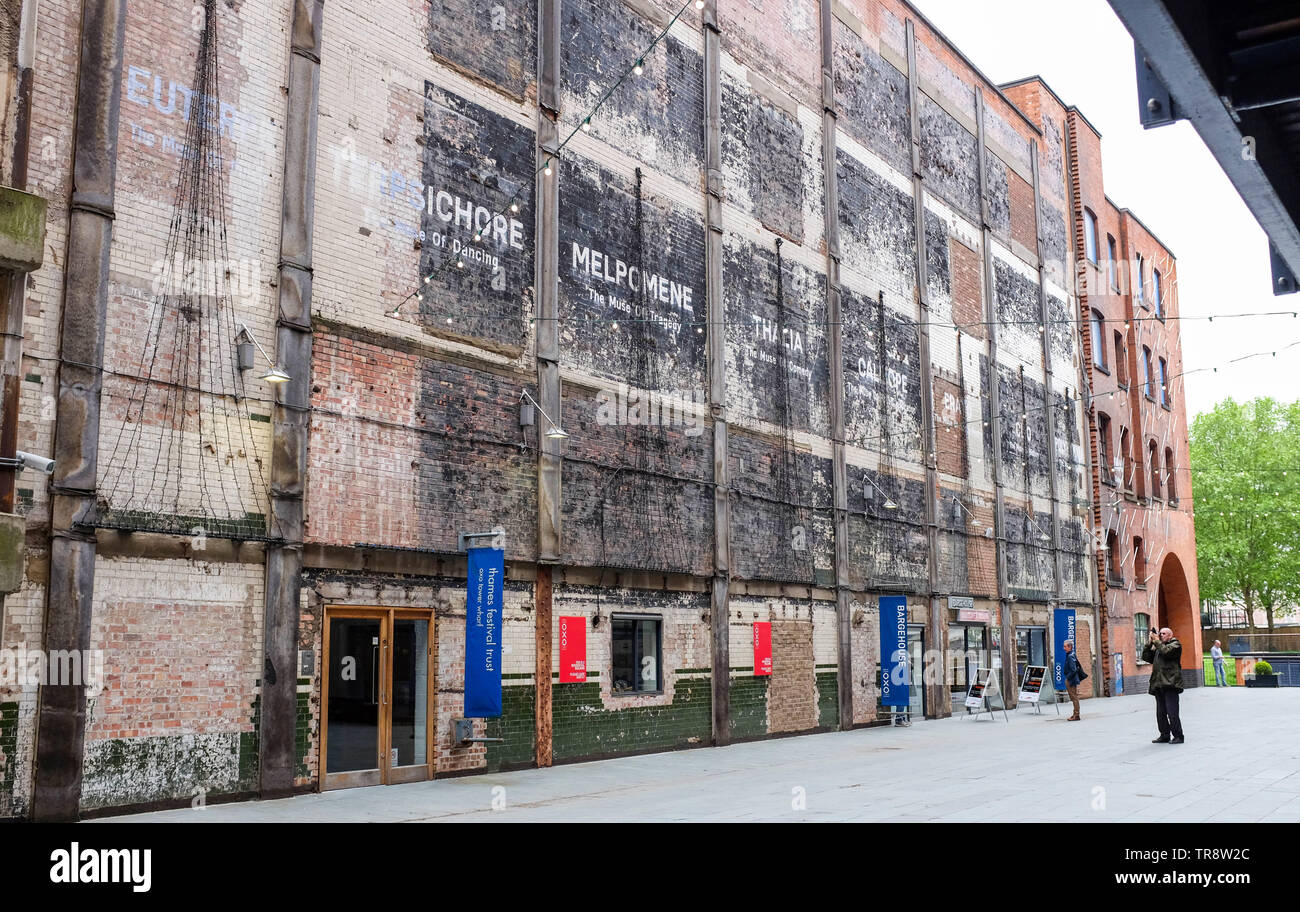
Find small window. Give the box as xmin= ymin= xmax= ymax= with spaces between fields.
xmin=1133 ymin=536 xmax=1146 ymax=584
xmin=1149 ymin=440 xmax=1161 ymax=499
xmin=1135 ymin=613 xmax=1151 ymax=657
xmin=1113 ymin=331 xmax=1127 ymax=386
xmin=1159 ymin=357 xmax=1170 ymax=407
xmin=612 ymin=615 xmax=662 ymax=694
xmin=1165 ymin=446 xmax=1177 ymax=503
xmin=1153 ymin=269 xmax=1163 ymax=318
xmin=1098 ymin=412 xmax=1113 ymax=483
xmin=1106 ymin=530 xmax=1122 ymax=584
xmin=1090 ymin=310 xmax=1107 ymax=371
xmin=1135 ymin=253 xmax=1146 ymax=306
xmin=1084 ymin=209 xmax=1099 ymax=263
xmin=1107 ymin=235 xmax=1118 ymax=289
xmin=1121 ymin=427 xmax=1133 ymax=491
xmin=1142 ymin=346 xmax=1153 ymax=398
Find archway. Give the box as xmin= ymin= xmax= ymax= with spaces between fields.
xmin=1156 ymin=552 xmax=1198 ymax=670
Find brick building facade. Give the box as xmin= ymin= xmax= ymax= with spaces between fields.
xmin=0 ymin=0 xmax=1195 ymax=819
xmin=1003 ymin=77 xmax=1203 ymax=696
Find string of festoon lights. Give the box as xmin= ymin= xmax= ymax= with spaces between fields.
xmin=388 ymin=0 xmax=706 ymax=319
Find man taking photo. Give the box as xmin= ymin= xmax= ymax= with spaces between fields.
xmin=1142 ymin=627 xmax=1184 ymax=744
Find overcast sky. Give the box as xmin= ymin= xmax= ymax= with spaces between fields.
xmin=912 ymin=0 xmax=1297 ymax=421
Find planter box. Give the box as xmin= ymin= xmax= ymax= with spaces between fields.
xmin=1245 ymin=674 xmax=1280 ymax=688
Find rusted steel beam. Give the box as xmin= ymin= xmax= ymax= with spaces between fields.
xmin=261 ymin=0 xmax=324 ymax=799
xmin=33 ymin=0 xmax=127 ymax=822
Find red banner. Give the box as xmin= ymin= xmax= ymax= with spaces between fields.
xmin=753 ymin=622 xmax=772 ymax=676
xmin=559 ymin=615 xmax=587 ymax=683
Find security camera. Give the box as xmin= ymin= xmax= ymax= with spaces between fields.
xmin=16 ymin=451 xmax=54 ymax=476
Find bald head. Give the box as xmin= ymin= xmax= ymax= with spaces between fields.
xmin=1159 ymin=627 xmax=1173 ymax=642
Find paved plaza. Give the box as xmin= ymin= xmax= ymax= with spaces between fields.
xmin=99 ymin=687 xmax=1300 ymax=823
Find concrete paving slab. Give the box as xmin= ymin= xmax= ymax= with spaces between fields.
xmin=93 ymin=687 xmax=1300 ymax=823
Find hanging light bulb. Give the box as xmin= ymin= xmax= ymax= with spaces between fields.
xmin=634 ymin=58 xmax=644 ymax=76
xmin=510 ymin=202 xmax=519 ymax=213
xmin=582 ymin=117 xmax=592 ymax=133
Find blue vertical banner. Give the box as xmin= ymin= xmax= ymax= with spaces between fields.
xmin=465 ymin=546 xmax=504 ymax=717
xmin=879 ymin=596 xmax=910 ymax=708
xmin=1053 ymin=607 xmax=1076 ymax=690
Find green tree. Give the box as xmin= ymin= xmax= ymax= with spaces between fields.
xmin=1189 ymin=397 xmax=1300 ymax=632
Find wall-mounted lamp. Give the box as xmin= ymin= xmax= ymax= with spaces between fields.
xmin=520 ymin=390 xmax=568 ymax=440
xmin=864 ymin=475 xmax=897 ymax=510
xmin=950 ymin=494 xmax=983 ymax=528
xmin=236 ymin=323 xmax=291 ymax=384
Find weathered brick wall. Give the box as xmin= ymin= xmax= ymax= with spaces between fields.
xmin=728 ymin=594 xmax=838 ymax=737
xmin=549 ymin=585 xmax=712 ymax=761
xmin=2 ymin=0 xmax=1138 ymax=813
xmin=81 ymin=557 xmax=264 ymax=810
xmin=769 ymin=617 xmax=816 ymax=732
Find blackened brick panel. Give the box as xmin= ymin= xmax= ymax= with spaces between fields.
xmin=934 ymin=486 xmax=971 ymax=594
xmin=999 ymin=366 xmax=1051 ymax=499
xmin=414 ymin=360 xmax=537 ymax=560
xmin=844 ymin=466 xmax=929 ymax=592
xmin=919 ymin=94 xmax=979 ymax=222
xmin=994 ymin=258 xmax=1039 ymax=336
xmin=427 ymin=0 xmax=537 ymax=99
xmin=837 ymin=150 xmax=916 ymax=302
xmin=559 ymin=155 xmax=706 ymax=392
xmin=1060 ymin=517 xmax=1091 ymax=601
xmin=1040 ymin=113 xmax=1067 ymax=201
xmin=561 ymin=0 xmax=704 ymax=186
xmin=561 ymin=384 xmax=713 ymax=574
xmin=420 ymin=84 xmax=536 ymax=352
xmin=833 ymin=20 xmax=910 ymax=176
xmin=721 ymin=74 xmax=805 ymax=241
xmin=723 ymin=236 xmax=830 ymax=437
xmin=925 ymin=210 xmax=951 ymax=301
xmin=979 ymin=353 xmax=1051 ymax=498
xmin=1039 ymin=196 xmax=1069 ymax=286
xmin=1005 ymin=503 xmax=1054 ymax=600
xmin=985 ymin=153 xmax=1011 ymax=238
xmin=840 ymin=286 xmax=922 ymax=459
xmin=729 ymin=431 xmax=833 ymax=585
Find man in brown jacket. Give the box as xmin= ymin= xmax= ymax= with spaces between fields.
xmin=1141 ymin=627 xmax=1184 ymax=744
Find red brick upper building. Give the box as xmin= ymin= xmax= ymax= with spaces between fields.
xmin=1005 ymin=78 xmax=1202 ymax=694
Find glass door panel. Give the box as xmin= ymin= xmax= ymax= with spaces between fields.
xmin=325 ymin=616 xmax=383 ymax=782
xmin=391 ymin=617 xmax=429 ymax=770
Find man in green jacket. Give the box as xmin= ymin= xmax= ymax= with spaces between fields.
xmin=1141 ymin=627 xmax=1184 ymax=744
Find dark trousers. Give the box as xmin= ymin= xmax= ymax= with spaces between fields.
xmin=1154 ymin=688 xmax=1183 ymax=739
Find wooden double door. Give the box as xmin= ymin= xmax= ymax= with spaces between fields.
xmin=321 ymin=607 xmax=434 ymax=790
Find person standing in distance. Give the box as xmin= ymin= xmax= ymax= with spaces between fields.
xmin=1143 ymin=627 xmax=1184 ymax=743
xmin=1210 ymin=640 xmax=1227 ymax=687
xmin=1062 ymin=640 xmax=1086 ymax=720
